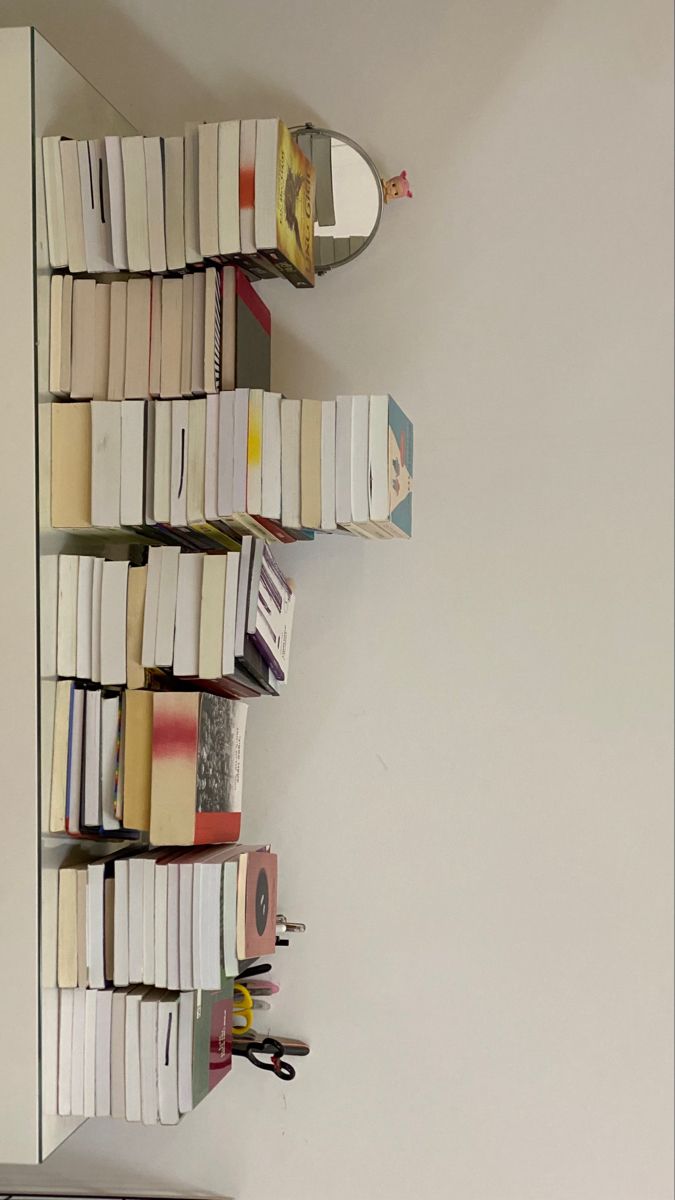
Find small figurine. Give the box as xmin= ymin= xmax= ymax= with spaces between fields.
xmin=382 ymin=169 xmax=413 ymax=203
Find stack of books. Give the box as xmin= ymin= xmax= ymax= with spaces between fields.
xmin=45 ymin=540 xmax=294 ymax=694
xmin=56 ymin=844 xmax=277 ymax=1123
xmin=45 ymin=539 xmax=296 ymax=839
xmin=47 ymin=685 xmax=248 ymax=841
xmin=49 ymin=266 xmax=271 ymax=402
xmin=50 ymin=391 xmax=414 ymax=540
xmin=57 ymin=846 xmax=276 ymax=990
xmin=56 ymin=979 xmax=234 ymax=1125
xmin=42 ymin=119 xmax=315 ymax=287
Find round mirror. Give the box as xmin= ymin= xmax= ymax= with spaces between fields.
xmin=291 ymin=124 xmax=384 ymax=273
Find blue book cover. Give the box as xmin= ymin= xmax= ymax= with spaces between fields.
xmin=388 ymin=398 xmax=413 ymax=537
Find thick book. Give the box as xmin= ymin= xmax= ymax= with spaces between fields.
xmin=250 ymin=544 xmax=295 ymax=682
xmin=255 ymin=119 xmax=315 ymax=287
xmin=59 ymin=138 xmax=86 ymax=274
xmin=368 ymin=394 xmax=414 ymax=538
xmin=220 ymin=266 xmax=271 ymax=392
xmin=150 ymin=691 xmax=248 ymax=846
xmin=42 ymin=135 xmax=68 ymax=268
xmin=51 ymin=401 xmax=91 ymax=529
xmin=178 ymin=974 xmax=234 ymax=1114
xmin=122 ymin=135 xmax=151 ymax=272
xmin=236 ymin=850 xmax=278 ymax=959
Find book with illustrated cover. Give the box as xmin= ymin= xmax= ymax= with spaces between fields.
xmin=255 ymin=119 xmax=315 ymax=287
xmin=178 ymin=974 xmax=234 ymax=1113
xmin=150 ymin=691 xmax=248 ymax=845
xmin=369 ymin=394 xmax=414 ymax=539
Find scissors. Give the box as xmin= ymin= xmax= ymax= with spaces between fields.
xmin=232 ymin=1036 xmax=297 ymax=1081
xmin=232 ymin=983 xmax=254 ymax=1035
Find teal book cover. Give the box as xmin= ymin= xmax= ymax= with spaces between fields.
xmin=388 ymin=398 xmax=413 ymax=536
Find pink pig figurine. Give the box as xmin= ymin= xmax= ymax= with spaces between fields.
xmin=382 ymin=169 xmax=413 ymax=203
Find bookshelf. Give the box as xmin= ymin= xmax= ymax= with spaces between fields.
xmin=0 ymin=24 xmax=413 ymax=1165
xmin=0 ymin=27 xmax=135 ymax=1163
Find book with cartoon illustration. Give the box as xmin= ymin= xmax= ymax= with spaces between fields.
xmin=255 ymin=119 xmax=315 ymax=288
xmin=368 ymin=394 xmax=414 ymax=538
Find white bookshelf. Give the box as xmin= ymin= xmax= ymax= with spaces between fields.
xmin=0 ymin=27 xmax=135 ymax=1163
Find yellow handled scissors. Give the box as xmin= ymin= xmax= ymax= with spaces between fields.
xmin=233 ymin=983 xmax=254 ymax=1035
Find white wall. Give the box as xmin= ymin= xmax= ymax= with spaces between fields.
xmin=0 ymin=2 xmax=672 ymax=1198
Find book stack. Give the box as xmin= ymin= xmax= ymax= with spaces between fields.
xmin=45 ymin=542 xmax=293 ymax=695
xmin=49 ymin=266 xmax=271 ymax=403
xmin=43 ymin=119 xmax=315 ymax=287
xmin=47 ymin=684 xmax=248 ymax=841
xmin=57 ymin=846 xmax=276 ymax=990
xmin=55 ymin=980 xmax=233 ymax=1125
xmin=50 ymin=391 xmax=414 ymax=540
xmin=56 ymin=845 xmax=276 ymax=1123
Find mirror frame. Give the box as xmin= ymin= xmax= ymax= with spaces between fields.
xmin=290 ymin=123 xmax=384 ymax=273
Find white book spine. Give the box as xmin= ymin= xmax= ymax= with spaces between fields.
xmin=57 ymin=988 xmax=74 ymax=1116
xmin=104 ymin=135 xmax=129 ymax=269
xmin=166 ymin=863 xmax=180 ymax=991
xmin=368 ymin=394 xmax=390 ymax=522
xmin=179 ymin=863 xmax=193 ymax=990
xmin=125 ymin=993 xmax=143 ymax=1122
xmin=100 ymin=559 xmax=129 ymax=686
xmin=83 ymin=989 xmax=98 ymax=1117
xmin=321 ymin=399 xmax=337 ymax=531
xmin=90 ymin=557 xmax=103 ymax=684
xmin=173 ymin=552 xmax=204 ymax=677
xmin=157 ymin=998 xmax=180 ymax=1125
xmin=335 ymin=395 xmax=353 ymax=526
xmin=90 ymin=400 xmax=122 ymax=529
xmin=164 ymin=135 xmax=186 ymax=270
xmin=183 ymin=121 xmax=201 ymax=264
xmin=144 ymin=136 xmax=167 ymax=272
xmin=122 ymin=135 xmax=151 ymax=272
xmin=153 ymin=398 xmax=173 ymax=523
xmin=141 ymin=545 xmax=162 ymax=669
xmin=113 ymin=860 xmax=130 ymax=987
xmin=221 ymin=552 xmax=239 ymax=677
xmin=56 ymin=553 xmax=79 ymax=678
xmin=218 ymin=120 xmax=241 ymax=255
xmin=60 ymin=139 xmax=86 ymax=274
xmin=154 ymin=864 xmax=168 ymax=989
xmin=262 ymin=391 xmax=282 ymax=519
xmin=140 ymin=999 xmax=159 ymax=1125
xmin=281 ymin=397 xmax=301 ymax=529
xmin=42 ymin=136 xmax=68 ymax=267
xmin=95 ymin=988 xmax=113 ymax=1116
xmin=170 ymin=398 xmax=190 ymax=527
xmin=142 ymin=858 xmax=156 ymax=986
xmin=120 ymin=399 xmax=146 ymax=526
xmin=217 ymin=390 xmax=235 ymax=519
xmin=70 ymin=988 xmax=86 ymax=1116
xmin=155 ymin=545 xmax=181 ymax=668
xmin=40 ymin=553 xmax=59 ymax=678
xmin=128 ymin=860 xmax=145 ymax=984
xmin=198 ymin=122 xmax=220 ymax=258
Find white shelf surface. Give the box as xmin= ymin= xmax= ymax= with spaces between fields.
xmin=0 ymin=27 xmax=135 ymax=1164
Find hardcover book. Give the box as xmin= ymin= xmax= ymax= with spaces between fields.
xmin=150 ymin=692 xmax=248 ymax=845
xmin=255 ymin=119 xmax=315 ymax=288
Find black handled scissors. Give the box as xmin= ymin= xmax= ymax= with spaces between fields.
xmin=235 ymin=1036 xmax=296 ymax=1081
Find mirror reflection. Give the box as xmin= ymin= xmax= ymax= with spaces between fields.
xmin=295 ymin=128 xmax=382 ymax=271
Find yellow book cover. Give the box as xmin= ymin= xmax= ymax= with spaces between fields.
xmin=274 ymin=124 xmax=315 ymax=287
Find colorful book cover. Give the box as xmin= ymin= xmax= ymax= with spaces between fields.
xmin=191 ymin=974 xmax=234 ymax=1109
xmin=235 ymin=269 xmax=271 ymax=390
xmin=388 ymin=398 xmax=413 ymax=537
xmin=194 ymin=695 xmax=248 ymax=844
xmin=239 ymin=850 xmax=278 ymax=958
xmin=272 ymin=123 xmax=315 ymax=287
